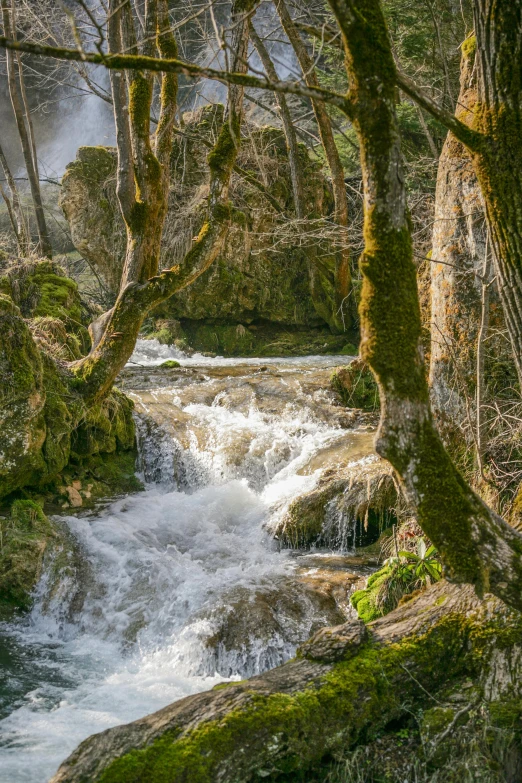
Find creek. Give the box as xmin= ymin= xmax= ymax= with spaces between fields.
xmin=0 ymin=342 xmax=376 ymax=783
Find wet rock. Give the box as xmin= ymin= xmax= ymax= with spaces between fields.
xmin=274 ymin=456 xmax=399 ymax=549
xmin=194 ymin=577 xmax=348 ymax=678
xmin=0 ymin=499 xmax=82 ymax=617
xmin=298 ymin=618 xmax=368 ymax=662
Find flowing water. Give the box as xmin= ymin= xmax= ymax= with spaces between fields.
xmin=0 ymin=342 xmax=375 ymax=782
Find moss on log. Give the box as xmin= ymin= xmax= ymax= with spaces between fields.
xmin=49 ymin=581 xmax=522 ymax=782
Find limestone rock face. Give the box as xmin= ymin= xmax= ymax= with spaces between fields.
xmin=60 ymin=106 xmax=340 ymax=331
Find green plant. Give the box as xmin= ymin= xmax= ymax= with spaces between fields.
xmin=352 ymin=537 xmax=442 ymax=622
xmin=396 ymin=538 xmax=443 ymax=586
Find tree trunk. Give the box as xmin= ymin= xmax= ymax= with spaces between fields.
xmin=476 ymin=239 xmax=492 ymax=474
xmin=470 ymin=1 xmax=522 ymax=389
xmin=0 ymin=140 xmax=29 ymax=252
xmin=324 ymin=0 xmax=522 ymax=615
xmin=274 ymin=0 xmax=351 ymax=332
xmin=397 ymin=3 xmax=522 ymax=391
xmin=429 ymin=43 xmax=487 ymax=432
xmin=49 ymin=581 xmax=522 ymax=782
xmin=70 ymin=0 xmax=258 ymax=404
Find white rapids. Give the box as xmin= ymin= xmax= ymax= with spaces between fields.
xmin=0 ymin=346 xmax=371 ymax=783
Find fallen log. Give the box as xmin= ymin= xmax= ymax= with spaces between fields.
xmin=50 ymin=581 xmax=522 ymax=782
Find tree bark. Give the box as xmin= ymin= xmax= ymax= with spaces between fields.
xmin=476 ymin=238 xmax=492 ymax=475
xmin=274 ymin=0 xmax=351 ymax=332
xmin=470 ymin=1 xmax=522 ymax=390
xmin=429 ymin=44 xmax=487 ymax=432
xmin=395 ymin=4 xmax=522 ymax=391
xmin=0 ymin=140 xmax=29 ymax=252
xmin=324 ymin=0 xmax=522 ymax=615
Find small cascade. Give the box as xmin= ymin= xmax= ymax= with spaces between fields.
xmin=0 ymin=347 xmax=375 ymax=783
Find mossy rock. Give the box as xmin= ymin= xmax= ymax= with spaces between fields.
xmin=60 ymin=107 xmax=348 ymax=333
xmin=0 ymin=500 xmax=55 ymax=615
xmin=0 ymin=286 xmax=139 ymax=502
xmin=350 ymin=563 xmax=395 ymax=623
xmin=48 ymin=582 xmax=522 ymax=783
xmin=177 ymin=319 xmax=354 ymax=357
xmin=0 ymin=259 xmax=90 ymax=354
xmin=331 ymin=359 xmax=379 ymax=410
xmin=275 ymin=459 xmax=397 ymax=550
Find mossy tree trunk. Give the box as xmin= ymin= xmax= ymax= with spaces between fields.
xmin=325 ymin=0 xmax=522 ymax=614
xmin=471 ymin=1 xmax=522 ymax=389
xmin=398 ymin=1 xmax=522 ymax=390
xmin=107 ymin=0 xmax=177 ymax=292
xmin=429 ymin=43 xmax=488 ymax=434
xmin=70 ymin=0 xmax=258 ymax=405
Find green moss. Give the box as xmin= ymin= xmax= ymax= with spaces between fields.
xmin=128 ymin=75 xmax=153 ymax=136
xmin=1 ymin=260 xmax=90 ymax=353
xmin=461 ymin=34 xmax=477 ymax=62
xmin=94 ymin=602 xmax=522 ymax=783
xmin=331 ymin=360 xmax=379 ymax=410
xmin=208 ymin=115 xmax=241 ymax=186
xmin=0 ymin=285 xmax=139 ymax=502
xmin=160 ymin=359 xmax=180 ymax=368
xmin=0 ymin=500 xmax=54 ymax=615
xmin=351 ymin=564 xmax=395 ymax=622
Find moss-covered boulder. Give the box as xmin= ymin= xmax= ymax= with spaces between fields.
xmin=0 ymin=499 xmax=88 ymax=618
xmin=147 ymin=318 xmax=353 ymax=358
xmin=0 ymin=259 xmax=90 ymax=355
xmin=0 ymin=500 xmax=56 ymax=614
xmin=0 ymin=293 xmax=48 ymax=496
xmin=0 ymin=262 xmax=139 ymax=503
xmin=331 ymin=359 xmax=380 ymax=411
xmin=60 ymin=106 xmax=350 ymax=339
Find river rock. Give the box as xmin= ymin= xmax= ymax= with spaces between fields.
xmin=298 ymin=618 xmax=368 ymax=662
xmin=274 ymin=456 xmax=399 ymax=549
xmin=0 ymin=499 xmax=85 ymax=618
xmin=193 ymin=576 xmax=349 ymax=678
